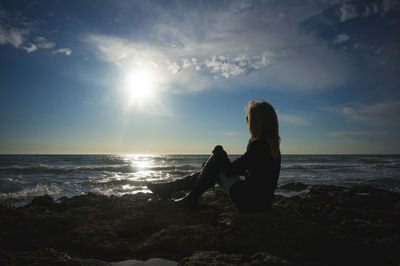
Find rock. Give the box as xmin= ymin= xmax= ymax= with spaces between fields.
xmin=178 ymin=251 xmax=247 ymax=265
xmin=0 ymin=185 xmax=399 ymax=265
xmin=114 ymin=258 xmax=178 ymax=266
xmin=279 ymin=182 xmax=308 ymax=191
xmin=28 ymin=194 xmax=56 ymax=208
xmin=250 ymin=252 xmax=290 ymax=266
xmin=178 ymin=251 xmax=290 ymax=266
xmin=0 ymin=248 xmax=110 ymax=265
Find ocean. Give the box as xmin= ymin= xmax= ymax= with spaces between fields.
xmin=1 ymin=154 xmax=399 ymax=206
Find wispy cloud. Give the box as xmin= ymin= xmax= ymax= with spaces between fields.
xmin=22 ymin=43 xmax=37 ymax=53
xmin=328 ymin=131 xmax=391 ymax=142
xmin=339 ymin=1 xmax=396 ymax=23
xmin=300 ymin=0 xmax=400 ymax=93
xmin=339 ymin=3 xmax=359 ymax=22
xmin=35 ymin=36 xmax=55 ymax=49
xmin=52 ymin=48 xmax=72 ymax=56
xmin=224 ymin=132 xmax=238 ymax=136
xmin=334 ymin=33 xmax=350 ymax=44
xmin=204 ymin=53 xmax=271 ymax=79
xmin=0 ymin=9 xmax=56 ymax=54
xmin=279 ymin=113 xmax=310 ymax=126
xmin=0 ymin=26 xmax=29 ymax=49
xmin=323 ymin=100 xmax=400 ymax=126
xmin=85 ymin=34 xmax=273 ymax=74
xmin=84 ymin=1 xmax=357 ymax=92
xmin=85 ymin=33 xmax=275 ymax=93
xmin=329 ymin=131 xmax=390 ymax=137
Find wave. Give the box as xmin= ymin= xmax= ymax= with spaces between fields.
xmin=0 ymin=183 xmax=61 ymax=201
xmin=281 ymin=161 xmax=400 ymax=171
xmin=0 ymin=164 xmax=137 ymax=174
xmin=358 ymin=159 xmax=388 ymax=164
xmin=281 ymin=164 xmax=353 ymax=170
xmin=151 ymin=164 xmax=199 ymax=171
xmin=78 ymin=178 xmax=145 ymax=187
xmin=0 ymin=163 xmax=200 ymax=175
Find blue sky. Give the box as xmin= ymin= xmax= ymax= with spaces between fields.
xmin=0 ymin=0 xmax=399 ymax=154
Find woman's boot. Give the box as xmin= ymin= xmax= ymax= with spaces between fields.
xmin=147 ymin=172 xmax=199 ymax=199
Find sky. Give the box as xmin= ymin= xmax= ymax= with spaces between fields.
xmin=0 ymin=0 xmax=399 ymax=154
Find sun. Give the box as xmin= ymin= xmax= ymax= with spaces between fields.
xmin=124 ymin=69 xmax=155 ymax=107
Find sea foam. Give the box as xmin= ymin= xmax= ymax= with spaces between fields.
xmin=0 ymin=183 xmax=61 ymax=202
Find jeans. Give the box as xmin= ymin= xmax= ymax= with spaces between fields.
xmin=219 ymin=172 xmax=241 ymax=193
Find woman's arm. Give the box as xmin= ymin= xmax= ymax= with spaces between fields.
xmin=212 ymin=143 xmax=257 ymax=177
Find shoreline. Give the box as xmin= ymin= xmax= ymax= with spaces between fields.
xmin=1 ymin=182 xmax=399 ymax=265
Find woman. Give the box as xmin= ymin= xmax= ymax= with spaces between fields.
xmin=147 ymin=100 xmax=281 ymax=212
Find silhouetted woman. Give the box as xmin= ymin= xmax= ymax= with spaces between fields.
xmin=147 ymin=100 xmax=281 ymax=212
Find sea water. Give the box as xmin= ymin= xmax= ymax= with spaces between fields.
xmin=1 ymin=154 xmax=399 ymax=206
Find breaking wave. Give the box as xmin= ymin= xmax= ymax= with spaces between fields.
xmin=0 ymin=184 xmax=61 ymax=201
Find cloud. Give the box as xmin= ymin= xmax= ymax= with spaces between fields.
xmin=22 ymin=43 xmax=37 ymax=53
xmin=0 ymin=9 xmax=57 ymax=53
xmin=85 ymin=33 xmax=275 ymax=93
xmin=0 ymin=26 xmax=29 ymax=48
xmin=52 ymin=48 xmax=72 ymax=56
xmin=85 ymin=1 xmax=358 ymax=92
xmin=334 ymin=33 xmax=350 ymax=44
xmin=279 ymin=113 xmax=310 ymax=126
xmin=339 ymin=1 xmax=398 ymax=22
xmin=35 ymin=36 xmax=55 ymax=49
xmin=300 ymin=0 xmax=400 ymax=93
xmin=340 ymin=3 xmax=359 ymax=22
xmin=324 ymin=100 xmax=400 ymax=126
xmin=85 ymin=33 xmax=273 ymax=79
xmin=261 ymin=46 xmax=350 ymax=90
xmin=204 ymin=53 xmax=271 ymax=79
xmin=328 ymin=131 xmax=391 ymax=142
xmin=329 ymin=131 xmax=390 ymax=137
xmin=167 ymin=61 xmax=180 ymax=74
xmin=235 ymin=0 xmax=253 ymax=12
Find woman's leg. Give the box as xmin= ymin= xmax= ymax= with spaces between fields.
xmin=177 ymin=154 xmax=221 ymax=209
xmin=147 ymin=171 xmax=199 ymax=198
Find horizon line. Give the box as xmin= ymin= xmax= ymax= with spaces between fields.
xmin=1 ymin=153 xmax=399 ymax=156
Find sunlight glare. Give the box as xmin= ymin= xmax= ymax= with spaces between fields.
xmin=124 ymin=69 xmax=156 ymax=107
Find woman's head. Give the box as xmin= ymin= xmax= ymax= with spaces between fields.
xmin=246 ymin=100 xmax=280 ymax=158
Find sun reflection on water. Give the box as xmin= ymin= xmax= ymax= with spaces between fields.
xmin=122 ymin=154 xmax=157 ymax=181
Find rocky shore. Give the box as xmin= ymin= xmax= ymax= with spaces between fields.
xmin=1 ymin=182 xmax=399 ymax=265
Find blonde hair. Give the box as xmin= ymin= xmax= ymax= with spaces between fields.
xmin=246 ymin=100 xmax=280 ymax=159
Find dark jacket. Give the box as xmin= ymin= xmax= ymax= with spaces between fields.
xmin=214 ymin=139 xmax=281 ymax=212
